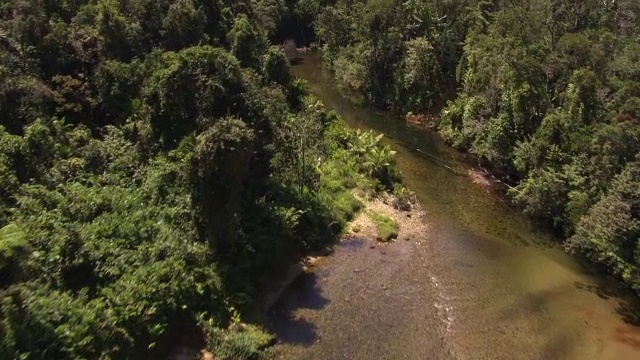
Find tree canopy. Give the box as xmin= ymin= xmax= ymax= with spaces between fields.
xmin=0 ymin=0 xmax=403 ymax=358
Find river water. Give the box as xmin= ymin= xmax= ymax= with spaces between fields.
xmin=268 ymin=52 xmax=640 ymax=360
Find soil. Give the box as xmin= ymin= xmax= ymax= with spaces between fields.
xmin=347 ymin=192 xmax=428 ymax=245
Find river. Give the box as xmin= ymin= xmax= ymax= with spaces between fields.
xmin=268 ymin=52 xmax=640 ymax=360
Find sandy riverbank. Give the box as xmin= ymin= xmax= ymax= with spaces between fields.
xmin=268 ymin=192 xmax=454 ymax=360
xmin=346 ymin=192 xmax=428 ymax=245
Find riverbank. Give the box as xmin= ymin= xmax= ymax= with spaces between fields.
xmin=346 ymin=191 xmax=426 ymax=244
xmin=268 ymin=191 xmax=454 ymax=360
xmin=262 ymin=192 xmax=428 ymax=311
xmin=273 ymin=51 xmax=640 ymax=360
xmin=262 ymin=189 xmax=427 ymax=314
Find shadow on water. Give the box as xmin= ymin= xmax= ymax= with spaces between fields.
xmin=618 ymin=304 xmax=640 ymax=327
xmin=540 ymin=331 xmax=574 ymax=360
xmin=498 ymin=284 xmax=570 ymax=323
xmin=269 ymin=272 xmax=330 ymax=347
xmin=268 ymin=239 xmax=367 ymax=347
xmin=574 ymin=280 xmax=640 ymax=326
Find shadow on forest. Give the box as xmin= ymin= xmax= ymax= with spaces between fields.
xmin=269 ymin=272 xmax=330 ymax=347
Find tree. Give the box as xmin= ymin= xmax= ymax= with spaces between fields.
xmin=394 ymin=37 xmax=443 ymax=112
xmin=227 ymin=14 xmax=266 ymax=68
xmin=194 ymin=117 xmax=257 ymax=256
xmin=162 ymin=0 xmax=207 ymax=50
xmin=275 ymin=104 xmax=324 ymax=194
xmin=0 ymin=1 xmax=410 ymax=359
xmin=567 ymin=159 xmax=640 ymax=292
xmin=143 ymin=46 xmax=245 ymax=147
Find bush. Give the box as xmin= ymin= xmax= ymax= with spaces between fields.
xmin=202 ymin=318 xmax=275 ymax=360
xmin=329 ymin=191 xmax=363 ymax=224
xmin=392 ymin=185 xmax=415 ymax=211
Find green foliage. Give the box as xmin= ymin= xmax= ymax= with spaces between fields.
xmin=0 ymin=1 xmax=407 ymax=359
xmin=261 ymin=46 xmax=292 ymax=86
xmin=315 ymin=0 xmax=640 ymax=296
xmin=194 ymin=117 xmax=257 ymax=257
xmin=393 ymin=37 xmax=443 ymax=112
xmin=368 ymin=211 xmax=399 ymax=242
xmin=0 ymin=284 xmax=130 ymax=359
xmin=567 ymin=159 xmax=640 ymax=292
xmin=321 ymin=183 xmax=363 ymax=226
xmin=228 ymin=14 xmax=267 ymax=68
xmin=162 ymin=0 xmax=207 ymax=50
xmin=0 ymin=224 xmax=28 ymax=285
xmin=202 ymin=318 xmax=275 ymax=360
xmin=348 ymin=130 xmax=400 ymax=190
xmin=333 ymin=45 xmax=367 ymax=94
xmin=253 ymin=0 xmax=322 ymax=45
xmin=272 ymin=100 xmax=325 ymax=195
xmin=143 ymin=46 xmax=245 ymax=147
xmin=0 ymin=127 xmax=22 ymax=224
xmin=317 ymin=0 xmax=474 ymax=109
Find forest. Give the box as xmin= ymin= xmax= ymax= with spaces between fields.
xmin=313 ymin=0 xmax=640 ymax=297
xmin=0 ymin=0 xmax=402 ymax=358
xmin=2 ymin=0 xmax=640 ymax=358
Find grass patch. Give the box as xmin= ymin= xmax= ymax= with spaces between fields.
xmin=368 ymin=211 xmax=399 ymax=242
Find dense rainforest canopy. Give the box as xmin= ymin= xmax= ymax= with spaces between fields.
xmin=0 ymin=0 xmax=402 ymax=358
xmin=3 ymin=0 xmax=640 ymax=357
xmin=314 ymin=0 xmax=640 ymax=295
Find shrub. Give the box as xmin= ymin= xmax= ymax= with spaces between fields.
xmin=330 ymin=191 xmax=363 ymax=224
xmin=392 ymin=185 xmax=415 ymax=211
xmin=202 ymin=318 xmax=275 ymax=360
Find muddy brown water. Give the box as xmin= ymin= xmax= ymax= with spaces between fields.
xmin=268 ymin=52 xmax=640 ymax=360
